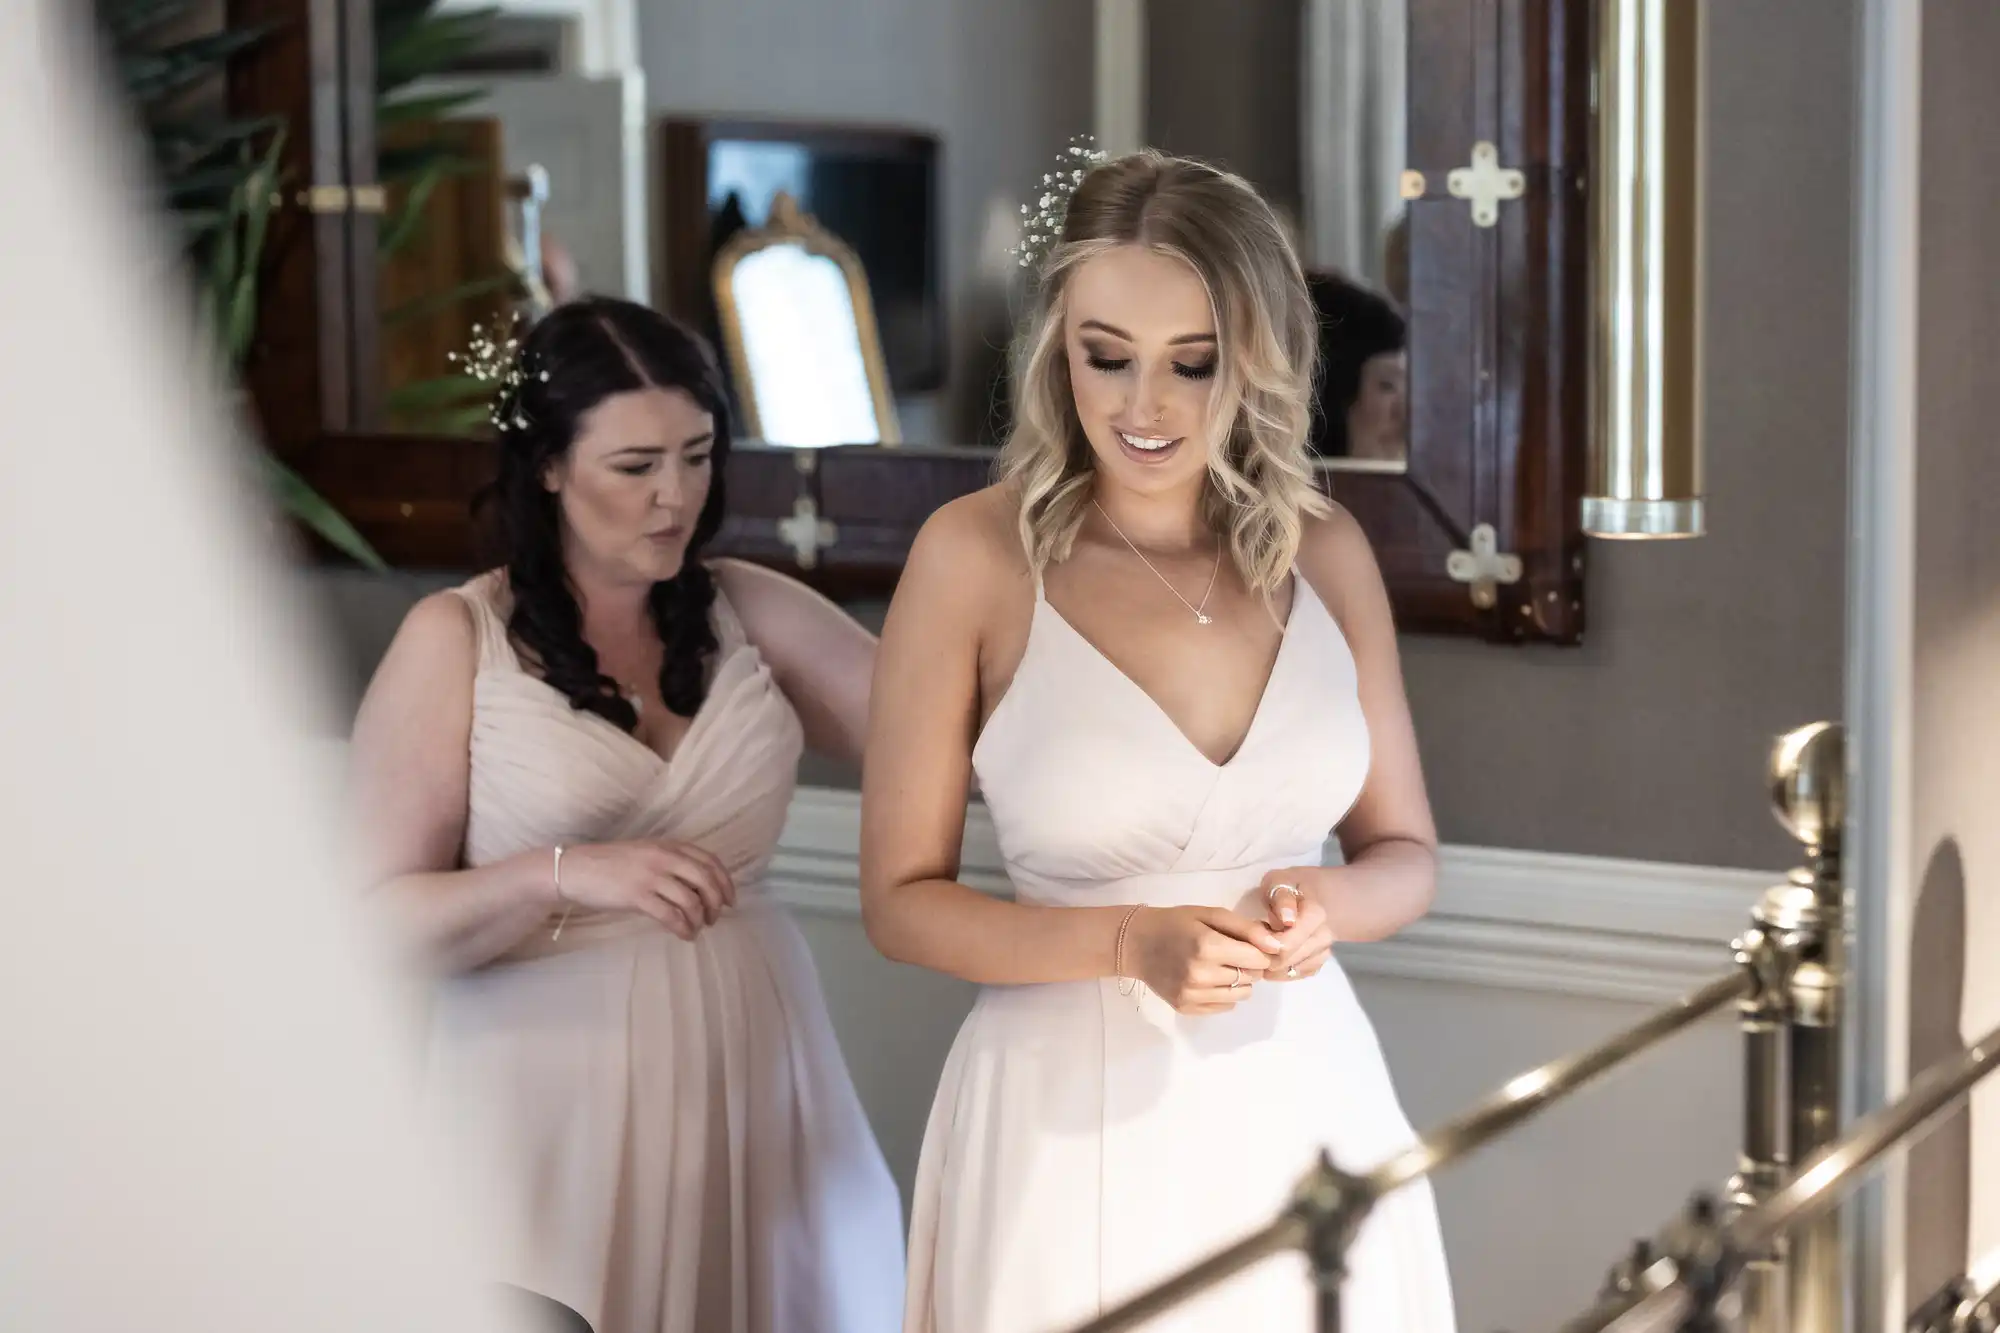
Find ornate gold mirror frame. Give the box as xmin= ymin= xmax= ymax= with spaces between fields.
xmin=710 ymin=192 xmax=902 ymax=448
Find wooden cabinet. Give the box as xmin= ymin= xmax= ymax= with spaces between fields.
xmin=717 ymin=445 xmax=992 ymax=600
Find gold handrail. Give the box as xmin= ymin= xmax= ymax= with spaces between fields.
xmin=1371 ymin=970 xmax=1750 ymax=1194
xmin=1557 ymin=1018 xmax=2000 ymax=1333
xmin=1061 ymin=969 xmax=1750 ymax=1333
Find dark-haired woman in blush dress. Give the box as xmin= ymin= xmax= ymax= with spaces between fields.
xmin=349 ymin=297 xmax=904 ymax=1333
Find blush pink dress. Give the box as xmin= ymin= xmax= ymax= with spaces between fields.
xmin=902 ymin=574 xmax=1457 ymax=1332
xmin=422 ymin=571 xmax=904 ymax=1333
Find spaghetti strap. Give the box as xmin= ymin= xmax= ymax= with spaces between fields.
xmin=1013 ymin=518 xmax=1045 ymax=603
xmin=709 ymin=582 xmax=751 ymax=652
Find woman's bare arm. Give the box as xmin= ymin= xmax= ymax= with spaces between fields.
xmin=711 ymin=558 xmax=877 ymax=766
xmin=348 ymin=593 xmax=556 ymax=973
xmin=1296 ymin=506 xmax=1439 ymax=942
xmin=857 ymin=495 xmax=1150 ymax=985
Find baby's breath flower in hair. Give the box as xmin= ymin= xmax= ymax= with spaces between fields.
xmin=447 ymin=317 xmax=548 ymax=432
xmin=1010 ymin=134 xmax=1109 ymax=271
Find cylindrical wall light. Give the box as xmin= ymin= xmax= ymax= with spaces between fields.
xmin=1585 ymin=0 xmax=1704 ymax=539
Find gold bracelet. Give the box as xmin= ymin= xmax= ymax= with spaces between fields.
xmin=1112 ymin=903 xmax=1144 ymax=997
xmin=549 ymin=844 xmax=573 ymax=941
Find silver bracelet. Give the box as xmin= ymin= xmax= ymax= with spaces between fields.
xmin=550 ymin=844 xmax=573 ymax=941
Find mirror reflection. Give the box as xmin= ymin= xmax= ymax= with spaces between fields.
xmin=1301 ymin=0 xmax=1409 ymax=470
xmin=716 ymin=197 xmax=898 ymax=448
xmin=339 ymin=0 xmax=1424 ymax=464
xmin=729 ymin=245 xmax=879 ymax=446
xmin=376 ymin=27 xmax=652 ymax=434
xmin=696 ymin=130 xmax=944 ymax=400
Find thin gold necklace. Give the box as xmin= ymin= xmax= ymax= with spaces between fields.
xmin=1091 ymin=500 xmax=1222 ymax=625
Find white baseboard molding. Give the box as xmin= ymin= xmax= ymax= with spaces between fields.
xmin=774 ymin=786 xmax=1773 ymax=1005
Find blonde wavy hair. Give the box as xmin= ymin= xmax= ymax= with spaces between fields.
xmin=996 ymin=150 xmax=1329 ymax=596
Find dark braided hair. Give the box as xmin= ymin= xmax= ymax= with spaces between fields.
xmin=487 ymin=297 xmax=732 ymax=731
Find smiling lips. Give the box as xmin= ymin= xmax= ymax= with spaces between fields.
xmin=1116 ymin=429 xmax=1182 ymax=463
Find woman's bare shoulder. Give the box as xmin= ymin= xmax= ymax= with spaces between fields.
xmin=393 ymin=587 xmax=478 ymax=657
xmin=1295 ymin=502 xmax=1382 ymax=621
xmin=906 ymin=483 xmax=1029 ymax=591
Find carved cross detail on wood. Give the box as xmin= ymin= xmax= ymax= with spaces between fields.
xmin=1447 ymin=142 xmax=1526 ymax=228
xmin=1445 ymin=523 xmax=1523 ymax=610
xmin=777 ymin=495 xmax=839 ymax=569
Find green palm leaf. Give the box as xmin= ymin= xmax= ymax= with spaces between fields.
xmin=95 ymin=0 xmax=504 ymax=570
xmin=379 ymin=88 xmax=486 ymax=129
xmin=153 ymin=114 xmax=283 ymax=171
xmin=384 ymin=273 xmax=516 ymax=328
xmin=389 ymin=380 xmax=500 ymax=436
xmin=387 ymin=372 xmax=491 ymax=411
xmin=377 ymin=10 xmax=497 ymax=91
xmin=379 ymin=158 xmax=445 ymax=257
xmin=102 ymin=0 xmax=198 ymax=43
xmin=261 ymin=455 xmax=389 ymax=570
xmin=166 ymin=162 xmax=264 ymax=210
xmin=121 ymin=26 xmax=274 ymax=105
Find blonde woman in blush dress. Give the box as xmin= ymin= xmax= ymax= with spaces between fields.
xmin=861 ymin=154 xmax=1457 ymax=1332
xmin=349 ymin=299 xmax=904 ymax=1333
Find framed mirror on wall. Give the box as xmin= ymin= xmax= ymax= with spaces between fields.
xmin=712 ymin=192 xmax=901 ymax=450
xmin=232 ymin=0 xmax=1589 ymax=643
xmin=1144 ymin=0 xmax=1589 ymax=641
xmin=1302 ymin=0 xmax=1588 ymax=642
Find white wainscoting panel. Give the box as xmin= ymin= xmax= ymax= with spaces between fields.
xmin=774 ymin=785 xmax=1772 ymax=1004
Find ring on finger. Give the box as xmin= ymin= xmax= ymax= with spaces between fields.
xmin=1287 ymin=964 xmax=1300 ymax=979
xmin=1230 ymin=965 xmax=1247 ymax=993
xmin=1267 ymin=881 xmax=1298 ymax=906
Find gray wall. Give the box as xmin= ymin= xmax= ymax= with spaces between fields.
xmin=1911 ymin=0 xmax=2000 ymax=1289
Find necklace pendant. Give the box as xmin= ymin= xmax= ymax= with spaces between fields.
xmin=1196 ymin=612 xmax=1213 ymax=625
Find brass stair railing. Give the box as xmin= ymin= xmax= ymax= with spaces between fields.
xmin=1055 ymin=722 xmax=1994 ymax=1333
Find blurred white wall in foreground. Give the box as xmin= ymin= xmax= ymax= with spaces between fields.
xmin=0 ymin=6 xmax=517 ymax=1330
